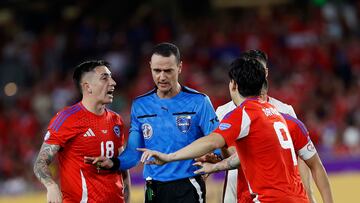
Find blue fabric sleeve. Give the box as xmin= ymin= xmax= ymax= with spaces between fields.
xmin=197 ymin=95 xmax=222 ymax=156
xmin=213 ymin=148 xmax=222 ymax=157
xmin=198 ymin=95 xmax=219 ymax=135
xmin=118 ymin=104 xmax=144 ymax=170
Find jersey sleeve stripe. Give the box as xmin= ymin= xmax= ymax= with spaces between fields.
xmin=50 ymin=104 xmax=81 ymax=129
xmin=282 ymin=114 xmax=309 ymax=140
xmin=52 ymin=105 xmax=81 ymax=132
xmin=51 ymin=105 xmax=79 ymax=130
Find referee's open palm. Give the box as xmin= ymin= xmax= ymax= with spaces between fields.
xmin=137 ymin=148 xmax=170 ymax=165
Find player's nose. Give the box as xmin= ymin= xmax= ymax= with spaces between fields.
xmin=110 ymin=77 xmax=116 ymax=86
xmin=159 ymin=71 xmax=167 ymax=80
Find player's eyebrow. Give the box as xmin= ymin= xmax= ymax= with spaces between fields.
xmin=100 ymin=72 xmax=111 ymax=77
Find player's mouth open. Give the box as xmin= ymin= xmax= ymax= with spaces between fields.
xmin=107 ymin=90 xmax=114 ymax=96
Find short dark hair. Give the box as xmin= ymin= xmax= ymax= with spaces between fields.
xmin=152 ymin=42 xmax=181 ymax=64
xmin=73 ymin=60 xmax=110 ymax=93
xmin=240 ymin=49 xmax=268 ymax=64
xmin=228 ymin=58 xmax=266 ymax=97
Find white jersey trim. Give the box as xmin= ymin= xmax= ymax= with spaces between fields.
xmin=216 ymin=101 xmax=236 ymax=120
xmin=247 ymin=181 xmax=261 ymax=203
xmin=238 ymin=107 xmax=251 ymax=139
xmin=268 ymin=97 xmax=297 ymax=118
xmin=298 ymin=140 xmax=317 ymax=160
xmin=80 ymin=169 xmax=88 ymax=203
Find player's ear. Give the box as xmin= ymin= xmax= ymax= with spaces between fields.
xmin=178 ymin=61 xmax=182 ymax=74
xmin=82 ymin=82 xmax=92 ymax=94
xmin=230 ymin=80 xmax=237 ymax=91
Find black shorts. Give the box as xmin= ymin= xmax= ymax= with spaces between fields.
xmin=145 ymin=176 xmax=206 ymax=203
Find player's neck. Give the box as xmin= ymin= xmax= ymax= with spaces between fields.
xmin=81 ymin=99 xmax=106 ymax=115
xmin=232 ymin=94 xmax=245 ymax=106
xmin=157 ymin=83 xmax=181 ymax=98
xmin=260 ymin=93 xmax=268 ymax=102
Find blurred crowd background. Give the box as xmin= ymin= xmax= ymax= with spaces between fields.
xmin=0 ymin=0 xmax=359 ymax=199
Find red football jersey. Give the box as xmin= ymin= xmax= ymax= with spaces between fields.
xmin=214 ymin=97 xmax=309 ymax=203
xmin=235 ymin=112 xmax=317 ymax=202
xmin=44 ymin=102 xmax=125 ymax=203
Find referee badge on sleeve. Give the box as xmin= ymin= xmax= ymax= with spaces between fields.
xmin=176 ymin=115 xmax=191 ymax=133
xmin=142 ymin=123 xmax=153 ymax=139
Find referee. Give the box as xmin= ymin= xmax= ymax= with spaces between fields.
xmin=86 ymin=42 xmax=219 ymax=203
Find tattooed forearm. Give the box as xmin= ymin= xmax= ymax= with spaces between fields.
xmin=33 ymin=143 xmax=60 ymax=187
xmin=226 ymin=153 xmax=240 ymax=169
xmin=212 ymin=153 xmax=240 ymax=172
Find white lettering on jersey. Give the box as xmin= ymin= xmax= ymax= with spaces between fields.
xmin=262 ymin=107 xmax=280 ymax=117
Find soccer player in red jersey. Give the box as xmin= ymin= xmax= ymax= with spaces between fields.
xmin=214 ymin=49 xmax=318 ymax=203
xmin=192 ymin=113 xmax=333 ymax=203
xmin=33 ymin=60 xmax=130 ymax=203
xmin=138 ymin=58 xmax=314 ymax=202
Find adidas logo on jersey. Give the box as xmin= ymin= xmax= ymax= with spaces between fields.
xmin=83 ymin=128 xmax=96 ymax=137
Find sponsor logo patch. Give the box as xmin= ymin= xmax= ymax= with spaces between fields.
xmin=176 ymin=115 xmax=191 ymax=133
xmin=219 ymin=123 xmax=231 ymax=130
xmin=142 ymin=123 xmax=153 ymax=139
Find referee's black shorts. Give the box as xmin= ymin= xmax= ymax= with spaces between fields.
xmin=145 ymin=175 xmax=206 ymax=203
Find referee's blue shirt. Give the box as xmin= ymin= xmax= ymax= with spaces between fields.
xmin=119 ymin=86 xmax=219 ymax=181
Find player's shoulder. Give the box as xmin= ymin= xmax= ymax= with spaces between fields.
xmin=216 ymin=101 xmax=236 ymax=119
xmin=281 ymin=113 xmax=308 ymax=134
xmin=216 ymin=101 xmax=235 ymax=111
xmin=181 ymin=86 xmax=206 ymax=97
xmin=181 ymin=86 xmax=211 ymax=105
xmin=106 ymin=108 xmax=121 ymax=118
xmin=106 ymin=108 xmax=124 ymax=124
xmin=134 ymin=88 xmax=157 ymax=101
xmin=106 ymin=108 xmax=119 ymax=116
xmin=54 ymin=103 xmax=83 ymax=119
xmin=49 ymin=103 xmax=83 ymax=132
xmin=268 ymin=96 xmax=297 ymax=117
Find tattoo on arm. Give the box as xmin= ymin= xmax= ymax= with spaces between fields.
xmin=226 ymin=153 xmax=240 ymax=169
xmin=124 ymin=182 xmax=129 ymax=202
xmin=213 ymin=153 xmax=240 ymax=172
xmin=33 ymin=143 xmax=60 ymax=187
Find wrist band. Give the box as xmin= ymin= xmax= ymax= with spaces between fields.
xmin=109 ymin=157 xmax=120 ymax=171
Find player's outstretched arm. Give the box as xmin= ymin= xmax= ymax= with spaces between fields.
xmin=138 ymin=132 xmax=226 ymax=164
xmin=298 ymin=158 xmax=317 ymax=203
xmin=304 ymin=153 xmax=334 ymax=203
xmin=33 ymin=143 xmax=62 ymax=203
xmin=193 ymin=152 xmax=240 ymax=174
xmin=84 ymin=130 xmax=144 ymax=170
